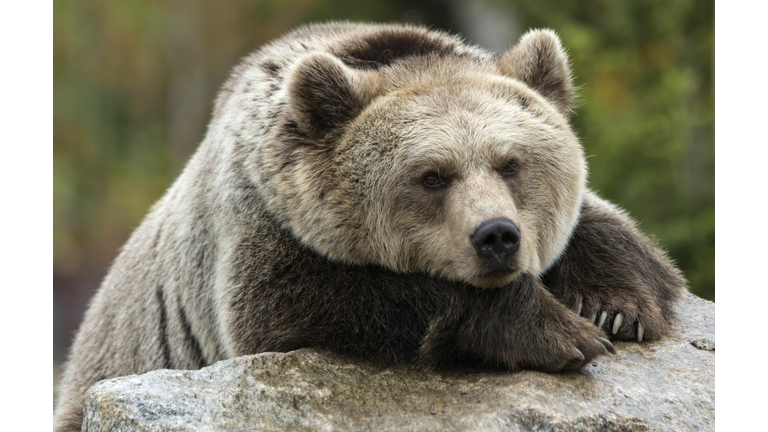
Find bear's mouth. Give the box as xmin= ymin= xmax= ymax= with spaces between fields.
xmin=469 ymin=268 xmax=519 ymax=288
xmin=484 ymin=268 xmax=516 ymax=278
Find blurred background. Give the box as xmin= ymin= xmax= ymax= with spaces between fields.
xmin=53 ymin=0 xmax=714 ymax=383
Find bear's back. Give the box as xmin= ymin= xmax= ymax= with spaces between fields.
xmin=212 ymin=22 xmax=493 ymax=121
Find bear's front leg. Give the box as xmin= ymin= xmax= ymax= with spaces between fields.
xmin=542 ymin=191 xmax=687 ymax=342
xmin=419 ymin=273 xmax=615 ymax=372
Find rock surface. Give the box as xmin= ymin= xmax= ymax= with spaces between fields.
xmin=83 ymin=292 xmax=714 ymax=431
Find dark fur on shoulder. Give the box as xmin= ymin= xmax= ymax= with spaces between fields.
xmin=543 ymin=192 xmax=685 ymax=341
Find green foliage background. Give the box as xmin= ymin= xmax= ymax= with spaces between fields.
xmin=53 ymin=0 xmax=714 ymax=365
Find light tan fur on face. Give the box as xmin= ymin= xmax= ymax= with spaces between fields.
xmin=349 ymin=71 xmax=585 ymax=288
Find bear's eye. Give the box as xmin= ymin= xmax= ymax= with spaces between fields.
xmin=502 ymin=162 xmax=520 ymax=177
xmin=422 ymin=172 xmax=447 ymax=188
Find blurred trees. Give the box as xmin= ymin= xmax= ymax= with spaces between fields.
xmin=53 ymin=0 xmax=714 ymax=363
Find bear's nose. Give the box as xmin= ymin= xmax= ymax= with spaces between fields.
xmin=470 ymin=218 xmax=521 ymax=261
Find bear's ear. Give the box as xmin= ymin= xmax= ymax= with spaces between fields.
xmin=496 ymin=29 xmax=575 ymax=116
xmin=287 ymin=52 xmax=382 ymax=140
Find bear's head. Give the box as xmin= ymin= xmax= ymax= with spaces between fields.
xmin=260 ymin=29 xmax=585 ymax=289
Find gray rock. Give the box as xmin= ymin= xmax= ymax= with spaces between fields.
xmin=690 ymin=338 xmax=715 ymax=351
xmin=82 ymin=292 xmax=714 ymax=431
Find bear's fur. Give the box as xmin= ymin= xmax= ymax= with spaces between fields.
xmin=54 ymin=22 xmax=685 ymax=431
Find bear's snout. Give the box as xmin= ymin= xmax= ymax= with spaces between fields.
xmin=470 ymin=218 xmax=521 ymax=266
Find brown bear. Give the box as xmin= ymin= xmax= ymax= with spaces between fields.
xmin=53 ymin=22 xmax=685 ymax=431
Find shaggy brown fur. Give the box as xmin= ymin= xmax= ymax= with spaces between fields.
xmin=54 ymin=23 xmax=685 ymax=431
xmin=543 ymin=192 xmax=685 ymax=341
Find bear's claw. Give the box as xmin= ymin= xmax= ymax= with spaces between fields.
xmin=599 ymin=337 xmax=617 ymax=354
xmin=597 ymin=311 xmax=608 ymax=328
xmin=612 ymin=313 xmax=624 ymax=335
xmin=574 ymin=302 xmax=644 ymax=342
xmin=560 ymin=336 xmax=615 ymax=372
